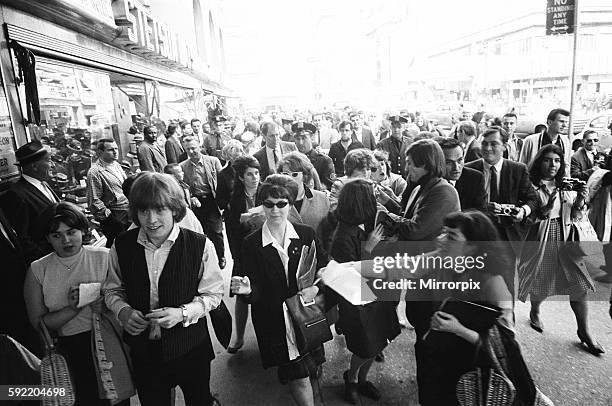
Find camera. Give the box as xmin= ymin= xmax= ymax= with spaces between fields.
xmin=499 ymin=204 xmax=520 ymax=216
xmin=561 ymin=177 xmax=586 ymax=192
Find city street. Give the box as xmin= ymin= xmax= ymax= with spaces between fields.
xmin=139 ymin=248 xmax=612 ymax=406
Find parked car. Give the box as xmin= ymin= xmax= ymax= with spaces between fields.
xmin=574 ymin=110 xmax=612 ymax=151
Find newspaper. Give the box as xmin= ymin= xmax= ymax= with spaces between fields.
xmin=319 ymin=260 xmax=376 ymax=305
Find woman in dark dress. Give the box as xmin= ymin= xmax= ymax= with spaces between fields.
xmin=330 ymin=179 xmax=400 ymax=404
xmin=225 ymin=155 xmax=261 ymax=353
xmin=421 ymin=211 xmax=552 ymax=405
xmin=231 ymin=182 xmax=328 ymax=406
xmin=215 ymin=139 xmax=245 ymax=212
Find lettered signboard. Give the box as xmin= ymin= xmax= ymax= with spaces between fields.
xmin=546 ymin=0 xmax=575 ymax=35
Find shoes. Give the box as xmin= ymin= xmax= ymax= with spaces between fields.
xmin=219 ymin=257 xmax=227 ymax=269
xmin=226 ymin=340 xmax=244 ymax=354
xmin=577 ymin=330 xmax=605 ymax=356
xmin=374 ymin=351 xmax=385 ymax=362
xmin=343 ymin=371 xmax=358 ymax=404
xmin=358 ymin=381 xmax=381 ymax=400
xmin=595 ymin=273 xmax=612 ymax=283
xmin=529 ymin=311 xmax=544 ymax=333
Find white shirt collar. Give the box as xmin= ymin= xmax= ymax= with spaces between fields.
xmin=266 ymin=145 xmax=280 ymax=153
xmin=483 ymin=158 xmax=504 ymax=173
xmin=261 ymin=220 xmax=299 ymax=249
xmin=137 ymin=223 xmax=180 ymax=248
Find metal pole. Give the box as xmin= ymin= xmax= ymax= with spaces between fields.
xmin=568 ymin=0 xmax=580 ymax=137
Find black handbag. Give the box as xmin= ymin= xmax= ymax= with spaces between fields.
xmin=210 ymin=300 xmax=232 ymax=349
xmin=285 ymin=292 xmax=332 ymax=355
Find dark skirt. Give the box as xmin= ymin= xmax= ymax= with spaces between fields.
xmin=277 ymin=346 xmax=325 ymax=385
xmin=530 ymin=218 xmax=593 ymax=298
xmin=338 ymin=299 xmax=401 ymax=359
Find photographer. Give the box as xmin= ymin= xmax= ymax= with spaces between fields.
xmin=518 ymin=145 xmax=604 ymax=355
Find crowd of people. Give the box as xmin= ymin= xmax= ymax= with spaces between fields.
xmin=1 ymin=105 xmax=611 ymax=406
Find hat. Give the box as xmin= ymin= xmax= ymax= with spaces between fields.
xmin=281 ymin=118 xmax=293 ymax=126
xmin=15 ymin=140 xmax=49 ymax=166
xmin=388 ymin=115 xmax=408 ymax=125
xmin=66 ymin=139 xmax=83 ymax=152
xmin=291 ymin=121 xmax=317 ymax=135
xmin=349 ymin=111 xmax=362 ymax=119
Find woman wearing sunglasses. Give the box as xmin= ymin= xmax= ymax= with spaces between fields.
xmin=231 ymin=181 xmax=328 ymax=406
xmin=277 ymin=152 xmax=330 ymax=238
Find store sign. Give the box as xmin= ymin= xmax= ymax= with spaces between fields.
xmin=546 ymin=0 xmax=575 ymax=35
xmin=112 ymin=0 xmax=195 ymax=70
xmin=62 ymin=0 xmax=115 ymax=27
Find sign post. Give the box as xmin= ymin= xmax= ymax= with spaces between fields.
xmin=546 ymin=0 xmax=579 ymax=136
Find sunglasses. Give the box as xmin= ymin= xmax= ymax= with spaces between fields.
xmin=281 ymin=171 xmax=301 ymax=178
xmin=262 ymin=200 xmax=289 ymax=209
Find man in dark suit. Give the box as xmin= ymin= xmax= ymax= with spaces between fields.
xmin=1 ymin=140 xmax=59 ymax=264
xmin=164 ymin=123 xmax=186 ymax=164
xmin=253 ymin=121 xmax=297 ymax=180
xmin=570 ymin=129 xmax=599 ymax=181
xmin=292 ymin=121 xmax=335 ymax=190
xmin=377 ymin=115 xmax=411 ymax=176
xmin=438 ymin=137 xmax=487 ymax=211
xmin=456 ymin=121 xmax=482 ymax=163
xmin=465 ymin=127 xmax=539 ymax=296
xmin=0 ymin=207 xmax=41 ymax=355
xmin=350 ymin=111 xmax=376 ymax=150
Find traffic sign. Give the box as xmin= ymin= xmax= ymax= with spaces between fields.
xmin=546 ymin=0 xmax=575 ymax=35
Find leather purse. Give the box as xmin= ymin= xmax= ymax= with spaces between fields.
xmin=285 ymin=292 xmax=332 ymax=355
xmin=210 ymin=300 xmax=232 ymax=349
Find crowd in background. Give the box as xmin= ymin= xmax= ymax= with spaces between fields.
xmin=1 ymin=104 xmax=611 ymax=406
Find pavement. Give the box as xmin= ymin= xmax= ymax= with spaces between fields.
xmin=133 ymin=238 xmax=612 ymax=406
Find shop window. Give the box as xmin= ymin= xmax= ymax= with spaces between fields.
xmin=14 ymin=59 xmax=117 ymax=199
xmin=0 ymin=76 xmax=18 ymax=182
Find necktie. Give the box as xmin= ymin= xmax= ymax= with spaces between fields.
xmin=273 ymin=149 xmax=279 ymax=167
xmin=489 ymin=166 xmax=499 ymax=203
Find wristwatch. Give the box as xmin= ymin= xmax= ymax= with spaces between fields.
xmin=180 ymin=305 xmax=188 ymax=326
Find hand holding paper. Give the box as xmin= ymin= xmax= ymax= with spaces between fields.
xmin=77 ymin=282 xmax=102 ymax=308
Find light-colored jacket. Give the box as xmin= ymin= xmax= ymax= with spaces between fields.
xmin=180 ymin=154 xmax=223 ymax=199
xmin=519 ymin=132 xmax=571 ymax=176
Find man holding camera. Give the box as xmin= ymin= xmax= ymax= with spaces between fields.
xmin=465 ymin=127 xmax=539 ymax=295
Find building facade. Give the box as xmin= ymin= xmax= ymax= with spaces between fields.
xmin=0 ymin=0 xmax=229 ymax=195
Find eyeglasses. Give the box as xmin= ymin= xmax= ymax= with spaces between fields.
xmin=262 ymin=200 xmax=289 ymax=209
xmin=281 ymin=171 xmax=301 ymax=178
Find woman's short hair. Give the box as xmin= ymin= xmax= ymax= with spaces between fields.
xmin=232 ymin=155 xmax=260 ymax=180
xmin=39 ymin=201 xmax=89 ymax=236
xmin=258 ymin=175 xmax=298 ymax=204
xmin=336 ymin=179 xmax=377 ymax=228
xmin=129 ymin=172 xmax=187 ymax=226
xmin=222 ymin=139 xmax=245 ymax=162
xmin=344 ymin=149 xmax=375 ymax=177
xmin=528 ymin=144 xmax=565 ymax=185
xmin=405 ymin=139 xmax=445 ymax=178
xmin=277 ymin=151 xmax=315 ymax=184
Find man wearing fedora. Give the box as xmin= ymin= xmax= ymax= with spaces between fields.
xmin=1 ymin=140 xmax=59 ymax=264
xmin=202 ymin=116 xmax=232 ymax=163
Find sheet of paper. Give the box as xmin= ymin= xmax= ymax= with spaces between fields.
xmin=78 ymin=282 xmax=101 ymax=308
xmin=319 ymin=260 xmax=376 ymax=305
